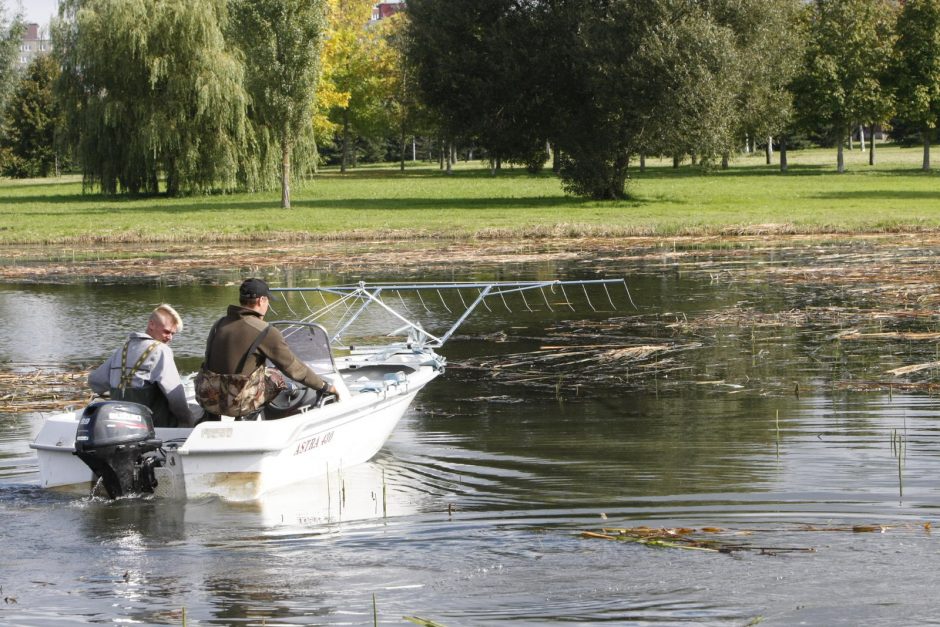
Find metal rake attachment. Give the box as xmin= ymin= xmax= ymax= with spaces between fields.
xmin=270 ymin=279 xmax=633 ymax=348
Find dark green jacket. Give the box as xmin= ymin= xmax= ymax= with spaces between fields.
xmin=204 ymin=305 xmax=329 ymax=391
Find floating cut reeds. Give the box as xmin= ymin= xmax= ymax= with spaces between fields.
xmin=582 ymin=522 xmax=933 ymax=554
xmin=0 ymin=366 xmax=91 ymax=413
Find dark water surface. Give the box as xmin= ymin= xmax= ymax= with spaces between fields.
xmin=4 ymin=241 xmax=940 ymax=625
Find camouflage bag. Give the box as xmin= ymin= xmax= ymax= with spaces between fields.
xmin=194 ymin=365 xmax=274 ymax=417
xmin=194 ymin=323 xmax=284 ymax=417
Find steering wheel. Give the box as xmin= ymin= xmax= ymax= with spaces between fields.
xmin=268 ymin=383 xmax=319 ymax=416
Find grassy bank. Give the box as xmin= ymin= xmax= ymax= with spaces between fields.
xmin=1 ymin=143 xmax=939 ymax=244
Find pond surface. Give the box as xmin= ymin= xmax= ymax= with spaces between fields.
xmin=3 ymin=239 xmax=940 ymax=625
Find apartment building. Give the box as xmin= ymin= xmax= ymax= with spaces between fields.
xmin=18 ymin=23 xmax=52 ymax=70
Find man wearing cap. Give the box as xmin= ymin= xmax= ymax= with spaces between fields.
xmin=201 ymin=278 xmax=339 ymax=415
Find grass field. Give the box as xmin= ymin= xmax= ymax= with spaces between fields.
xmin=1 ymin=143 xmax=939 ymax=244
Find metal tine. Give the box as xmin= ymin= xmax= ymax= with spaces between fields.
xmin=299 ymin=291 xmax=314 ymax=315
xmin=395 ymin=290 xmax=415 ymax=318
xmin=603 ymin=282 xmax=616 ymax=310
xmin=281 ymin=292 xmax=300 ymax=318
xmin=437 ymin=289 xmax=452 ymax=313
xmin=623 ymin=281 xmax=638 ymax=309
xmin=498 ymin=287 xmax=512 ymax=312
xmin=539 ymin=286 xmax=554 ymax=312
xmin=559 ymin=283 xmax=576 ymax=311
xmin=478 ymin=288 xmax=493 ymax=312
xmin=416 ymin=289 xmax=432 ymax=313
xmin=457 ymin=288 xmax=469 ymax=310
xmin=582 ymin=283 xmax=598 ymax=311
xmin=519 ymin=288 xmax=535 ymax=312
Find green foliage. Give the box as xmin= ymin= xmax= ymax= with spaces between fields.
xmin=793 ymin=0 xmax=898 ymax=141
xmin=893 ymin=0 xmax=940 ymax=134
xmin=0 ymin=1 xmax=24 ymax=117
xmin=551 ymin=1 xmax=741 ymax=198
xmin=229 ymin=0 xmax=326 ymax=207
xmin=408 ymin=0 xmax=789 ymax=199
xmin=708 ymin=0 xmax=805 ymax=144
xmin=320 ymin=0 xmax=396 ymax=172
xmin=54 ymin=0 xmax=250 ymax=195
xmin=0 ymin=54 xmax=60 ymax=177
xmin=407 ymin=0 xmax=550 ymax=166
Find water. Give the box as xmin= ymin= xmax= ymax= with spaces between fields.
xmin=3 ymin=241 xmax=940 ymax=625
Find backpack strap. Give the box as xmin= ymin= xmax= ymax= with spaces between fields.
xmin=118 ymin=339 xmax=159 ymax=393
xmin=236 ymin=325 xmax=271 ymax=372
xmin=203 ymin=319 xmax=271 ymax=373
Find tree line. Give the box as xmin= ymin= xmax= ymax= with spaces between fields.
xmin=1 ymin=0 xmax=939 ymax=203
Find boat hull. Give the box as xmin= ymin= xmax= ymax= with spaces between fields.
xmin=30 ymin=360 xmax=440 ymax=501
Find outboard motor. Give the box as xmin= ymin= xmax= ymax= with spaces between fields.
xmin=73 ymin=401 xmax=163 ymax=499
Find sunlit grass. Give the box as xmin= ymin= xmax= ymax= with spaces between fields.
xmin=0 ymin=143 xmax=938 ymax=244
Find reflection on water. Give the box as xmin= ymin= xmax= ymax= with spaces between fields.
xmin=5 ymin=245 xmax=940 ymax=624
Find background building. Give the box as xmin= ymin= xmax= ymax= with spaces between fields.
xmin=18 ymin=23 xmax=52 ymax=70
xmin=371 ymin=0 xmax=405 ymax=22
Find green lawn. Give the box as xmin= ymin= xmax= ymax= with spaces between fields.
xmin=1 ymin=143 xmax=939 ymax=244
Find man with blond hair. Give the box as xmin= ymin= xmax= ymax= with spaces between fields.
xmin=89 ymin=304 xmax=193 ymax=427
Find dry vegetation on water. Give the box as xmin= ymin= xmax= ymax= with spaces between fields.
xmin=8 ymin=233 xmax=940 ymax=411
xmin=0 ymin=367 xmax=92 ymax=413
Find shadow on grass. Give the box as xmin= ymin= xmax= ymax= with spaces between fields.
xmin=809 ymin=190 xmax=940 ymax=200
xmin=0 ymin=194 xmax=630 ymax=216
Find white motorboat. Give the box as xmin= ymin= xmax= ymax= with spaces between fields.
xmin=30 ymin=279 xmax=627 ymax=501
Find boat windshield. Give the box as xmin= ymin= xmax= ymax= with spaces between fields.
xmin=273 ymin=322 xmax=337 ymax=375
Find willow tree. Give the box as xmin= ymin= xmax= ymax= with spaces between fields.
xmin=0 ymin=1 xmax=25 ymax=119
xmin=54 ymin=0 xmax=249 ymax=195
xmin=229 ymin=0 xmax=326 ymax=208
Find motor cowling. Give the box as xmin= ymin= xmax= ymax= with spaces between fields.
xmin=73 ymin=401 xmax=163 ymax=498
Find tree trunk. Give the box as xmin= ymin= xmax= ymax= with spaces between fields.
xmin=837 ymin=133 xmax=845 ymax=173
xmin=640 ymin=154 xmax=646 ymax=173
xmin=672 ymin=154 xmax=680 ymax=168
xmin=859 ymin=124 xmax=866 ymax=152
xmin=924 ymin=130 xmax=931 ymax=171
xmin=399 ymin=126 xmax=406 ymax=172
xmin=490 ymin=158 xmax=496 ymax=176
xmin=412 ymin=136 xmax=416 ymax=161
xmin=868 ymin=124 xmax=875 ymax=166
xmin=340 ymin=108 xmax=350 ymax=174
xmin=721 ymin=152 xmax=729 ymax=170
xmin=780 ymin=136 xmax=788 ymax=173
xmin=281 ymin=134 xmax=291 ymax=209
xmin=438 ymin=138 xmax=444 ymax=169
xmin=445 ymin=141 xmax=453 ymax=175
xmin=765 ymin=136 xmax=773 ymax=164
xmin=552 ymin=147 xmax=560 ymax=173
